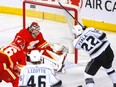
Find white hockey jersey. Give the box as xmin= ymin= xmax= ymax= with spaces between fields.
xmin=19 ymin=64 xmax=60 ymax=87
xmin=73 ymin=27 xmax=110 ymax=59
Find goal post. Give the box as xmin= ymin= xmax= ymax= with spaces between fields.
xmin=22 ymin=0 xmax=79 ymax=64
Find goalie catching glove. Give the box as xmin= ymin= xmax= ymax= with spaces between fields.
xmin=52 ymin=43 xmax=68 ymax=55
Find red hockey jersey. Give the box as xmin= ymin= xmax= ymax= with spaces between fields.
xmin=13 ymin=28 xmax=53 ymax=53
xmin=0 ymin=44 xmax=26 ymax=69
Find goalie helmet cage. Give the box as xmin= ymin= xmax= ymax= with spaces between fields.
xmin=23 ymin=0 xmax=78 ymax=64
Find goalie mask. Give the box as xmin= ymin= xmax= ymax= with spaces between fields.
xmin=29 ymin=50 xmax=43 ymax=63
xmin=29 ymin=22 xmax=40 ymax=37
xmin=72 ymin=25 xmax=83 ymax=37
xmin=14 ymin=36 xmax=25 ymax=49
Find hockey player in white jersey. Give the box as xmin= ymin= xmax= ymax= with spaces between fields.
xmin=73 ymin=25 xmax=116 ymax=87
xmin=18 ymin=50 xmax=62 ymax=87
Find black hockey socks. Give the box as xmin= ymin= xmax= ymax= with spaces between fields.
xmin=107 ymin=69 xmax=116 ymax=87
xmin=85 ymin=78 xmax=95 ymax=87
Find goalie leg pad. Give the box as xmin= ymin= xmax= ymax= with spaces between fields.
xmin=42 ymin=53 xmax=67 ymax=73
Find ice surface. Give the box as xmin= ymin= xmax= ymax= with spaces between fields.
xmin=0 ymin=14 xmax=116 ymax=87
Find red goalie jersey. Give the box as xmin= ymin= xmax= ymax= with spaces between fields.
xmin=13 ymin=29 xmax=53 ymax=53
xmin=13 ymin=22 xmax=54 ymax=59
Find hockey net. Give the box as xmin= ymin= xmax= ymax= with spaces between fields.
xmin=23 ymin=1 xmax=79 ymax=64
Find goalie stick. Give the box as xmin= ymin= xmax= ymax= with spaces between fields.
xmin=58 ymin=1 xmax=86 ymax=30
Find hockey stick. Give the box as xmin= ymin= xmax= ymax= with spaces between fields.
xmin=58 ymin=1 xmax=86 ymax=30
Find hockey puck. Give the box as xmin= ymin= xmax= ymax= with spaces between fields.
xmin=77 ymin=85 xmax=82 ymax=87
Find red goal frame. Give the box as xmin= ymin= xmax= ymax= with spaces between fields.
xmin=23 ymin=0 xmax=78 ymax=64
